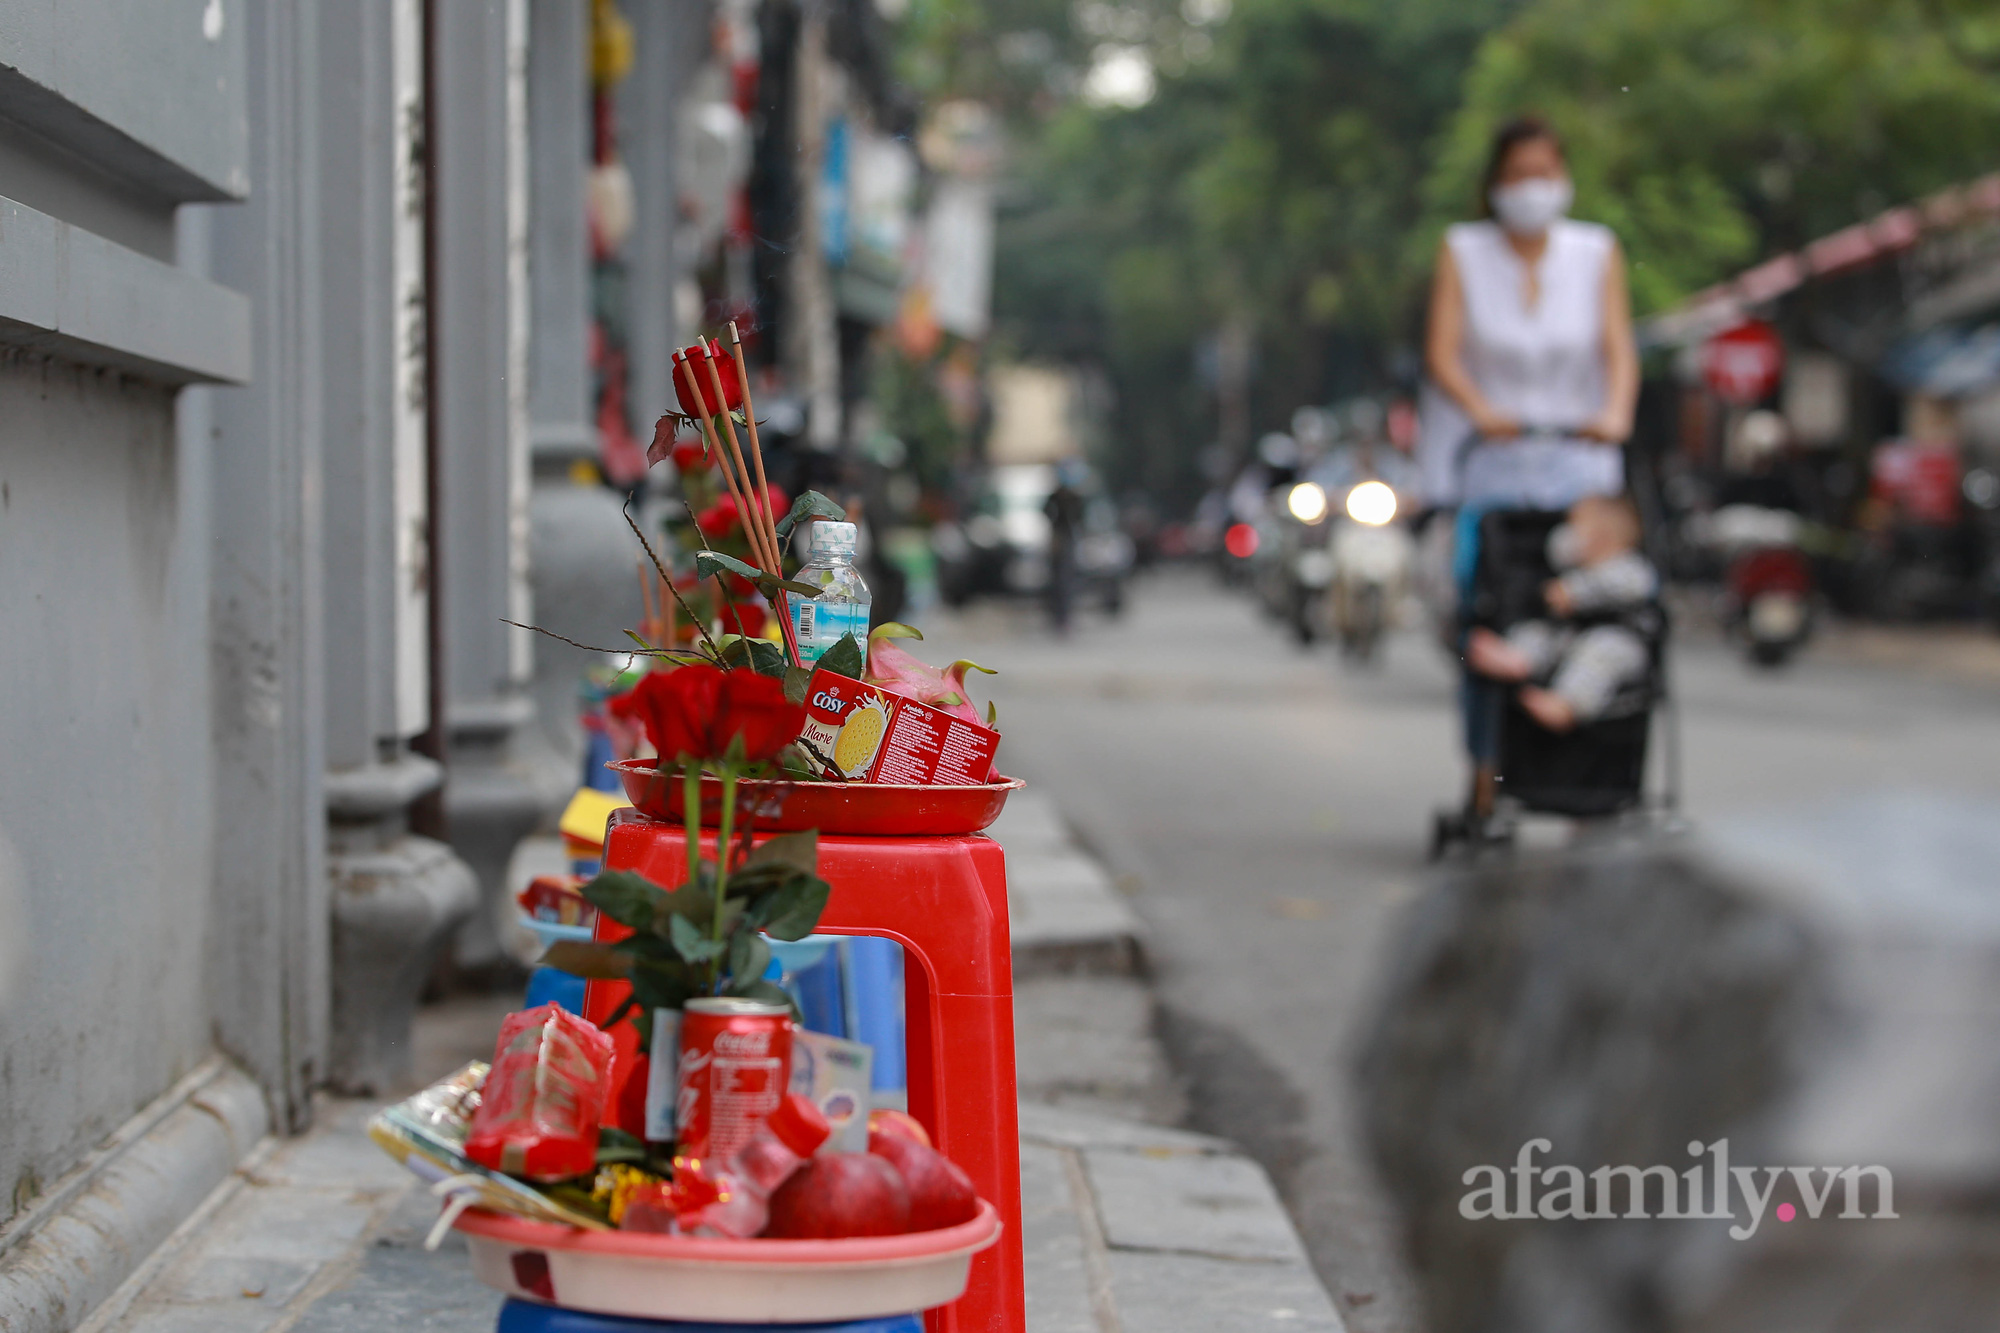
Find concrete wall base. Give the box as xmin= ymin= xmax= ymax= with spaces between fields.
xmin=0 ymin=1062 xmax=268 ymax=1333
xmin=328 ymin=835 xmax=479 ymax=1096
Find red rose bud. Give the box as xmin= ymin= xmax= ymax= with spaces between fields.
xmin=672 ymin=339 xmax=744 ymax=420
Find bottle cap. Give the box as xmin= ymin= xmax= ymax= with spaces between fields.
xmin=803 ymin=520 xmax=858 ymax=557
xmin=765 ymin=1093 xmax=832 ymax=1157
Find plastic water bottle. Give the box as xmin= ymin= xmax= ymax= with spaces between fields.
xmin=790 ymin=520 xmax=871 ymax=664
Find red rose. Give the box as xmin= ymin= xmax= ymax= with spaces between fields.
xmin=671 ymin=437 xmax=707 ymax=473
xmin=609 ymin=664 xmax=804 ymax=764
xmin=672 ymin=339 xmax=744 ymax=420
xmin=695 ymin=494 xmax=741 ymax=537
xmin=757 ymin=484 xmax=789 ymax=525
xmin=729 ymin=600 xmax=768 ymax=637
xmin=712 ymin=668 xmax=806 ymax=762
xmin=610 ymin=664 xmax=722 ymax=763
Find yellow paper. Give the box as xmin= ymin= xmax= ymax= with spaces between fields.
xmin=558 ymin=787 xmax=630 ymax=850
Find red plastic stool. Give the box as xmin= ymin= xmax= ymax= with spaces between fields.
xmin=582 ymin=809 xmax=1025 ymax=1333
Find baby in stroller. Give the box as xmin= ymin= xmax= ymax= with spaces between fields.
xmin=1465 ymin=494 xmax=1656 ymax=732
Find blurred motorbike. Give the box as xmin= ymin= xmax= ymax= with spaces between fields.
xmin=1706 ymin=505 xmax=1814 ymax=667
xmin=1327 ymin=479 xmax=1413 ymax=662
xmin=933 ymin=462 xmax=1134 ymax=613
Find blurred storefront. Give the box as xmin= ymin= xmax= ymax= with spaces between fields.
xmin=1641 ymin=174 xmax=2000 ymax=620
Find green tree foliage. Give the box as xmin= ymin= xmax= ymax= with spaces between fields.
xmin=897 ymin=0 xmax=2000 ymax=510
xmin=1428 ymin=0 xmax=2000 ymax=313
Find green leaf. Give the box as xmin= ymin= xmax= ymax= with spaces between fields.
xmin=653 ymin=879 xmax=716 ymax=936
xmin=582 ymin=871 xmax=669 ymax=932
xmin=724 ymin=860 xmax=807 ymax=897
xmin=783 ymin=665 xmax=813 ymax=704
xmin=742 ymin=829 xmax=819 ymax=875
xmin=601 ymin=994 xmax=640 ymax=1038
xmin=695 ymin=550 xmax=765 ymax=582
xmin=629 ymin=958 xmax=700 ymax=1016
xmin=753 ymin=874 xmax=832 ymax=941
xmin=718 ymin=635 xmax=788 ymax=678
xmin=669 ymin=913 xmax=728 ymax=964
xmin=727 ymin=930 xmax=772 ymax=989
xmin=724 ymin=978 xmax=800 ymax=1018
xmin=773 ymin=490 xmax=847 ymax=540
xmin=538 ymin=940 xmax=637 ymax=980
xmin=816 ymin=632 xmax=864 ymax=680
xmin=698 ymin=551 xmax=823 ymax=600
xmin=624 ymin=628 xmax=659 ymax=651
xmin=596 ymin=1127 xmax=649 ymax=1165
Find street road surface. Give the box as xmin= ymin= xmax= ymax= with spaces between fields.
xmin=943 ymin=568 xmax=2000 ymax=1333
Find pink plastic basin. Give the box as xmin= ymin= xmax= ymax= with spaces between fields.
xmin=455 ymin=1201 xmax=1003 ymax=1323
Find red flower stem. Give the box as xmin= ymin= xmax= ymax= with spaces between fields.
xmin=727 ymin=322 xmax=803 ymax=669
xmin=712 ymin=767 xmax=738 ymax=990
xmin=682 ymin=762 xmax=701 ymax=891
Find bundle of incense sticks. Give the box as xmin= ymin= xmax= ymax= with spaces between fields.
xmin=672 ymin=323 xmax=805 ymax=667
xmin=636 ymin=560 xmax=677 ymax=660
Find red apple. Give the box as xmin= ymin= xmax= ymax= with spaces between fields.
xmin=764 ymin=1153 xmax=911 ymax=1239
xmin=867 ymin=1108 xmax=932 ymax=1149
xmin=868 ymin=1131 xmax=979 ymax=1232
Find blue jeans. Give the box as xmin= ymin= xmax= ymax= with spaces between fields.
xmin=1454 ymin=503 xmax=1503 ymax=763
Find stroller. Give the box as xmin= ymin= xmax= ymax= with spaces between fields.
xmin=1429 ymin=506 xmax=1679 ymax=859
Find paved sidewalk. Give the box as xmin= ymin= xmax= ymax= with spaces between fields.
xmin=84 ymin=792 xmax=1342 ymax=1333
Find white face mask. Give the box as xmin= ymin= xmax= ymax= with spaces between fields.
xmin=1547 ymin=523 xmax=1585 ymax=571
xmin=1490 ymin=176 xmax=1573 ymax=236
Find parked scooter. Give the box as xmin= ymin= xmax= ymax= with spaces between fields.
xmin=1708 ymin=505 xmax=1814 ymax=668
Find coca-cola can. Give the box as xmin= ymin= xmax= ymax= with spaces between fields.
xmin=674 ymin=996 xmax=793 ymax=1165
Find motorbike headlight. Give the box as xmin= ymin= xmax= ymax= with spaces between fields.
xmin=1287 ymin=481 xmax=1329 ymax=524
xmin=1345 ymin=481 xmax=1397 ymax=526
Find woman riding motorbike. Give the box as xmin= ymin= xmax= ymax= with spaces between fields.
xmin=1422 ymin=115 xmax=1641 ymax=824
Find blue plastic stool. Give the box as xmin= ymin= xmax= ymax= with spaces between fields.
xmin=581 ymin=727 xmax=622 ymax=792
xmin=496 ymin=1300 xmax=922 ymax=1333
xmin=523 ymin=966 xmax=587 ymax=1016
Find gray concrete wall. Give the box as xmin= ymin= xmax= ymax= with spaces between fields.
xmin=0 ymin=355 xmax=216 ymax=1219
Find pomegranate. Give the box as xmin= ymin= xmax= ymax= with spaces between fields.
xmin=764 ymin=1153 xmax=910 ymax=1239
xmin=868 ymin=1131 xmax=979 ymax=1232
xmin=866 ymin=1108 xmax=932 ymax=1149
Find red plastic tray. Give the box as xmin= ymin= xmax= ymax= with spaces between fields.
xmin=608 ymin=760 xmax=1022 ymax=836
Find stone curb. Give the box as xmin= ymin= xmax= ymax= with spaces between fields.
xmin=993 ymin=792 xmax=1149 ymax=979
xmin=0 ymin=1061 xmax=269 ymax=1333
xmin=1020 ymin=1105 xmax=1348 ymax=1333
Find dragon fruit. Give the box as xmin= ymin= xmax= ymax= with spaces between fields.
xmin=864 ymin=625 xmax=998 ymax=731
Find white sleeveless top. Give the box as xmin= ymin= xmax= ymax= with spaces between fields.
xmin=1444 ymin=218 xmax=1623 ymax=508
